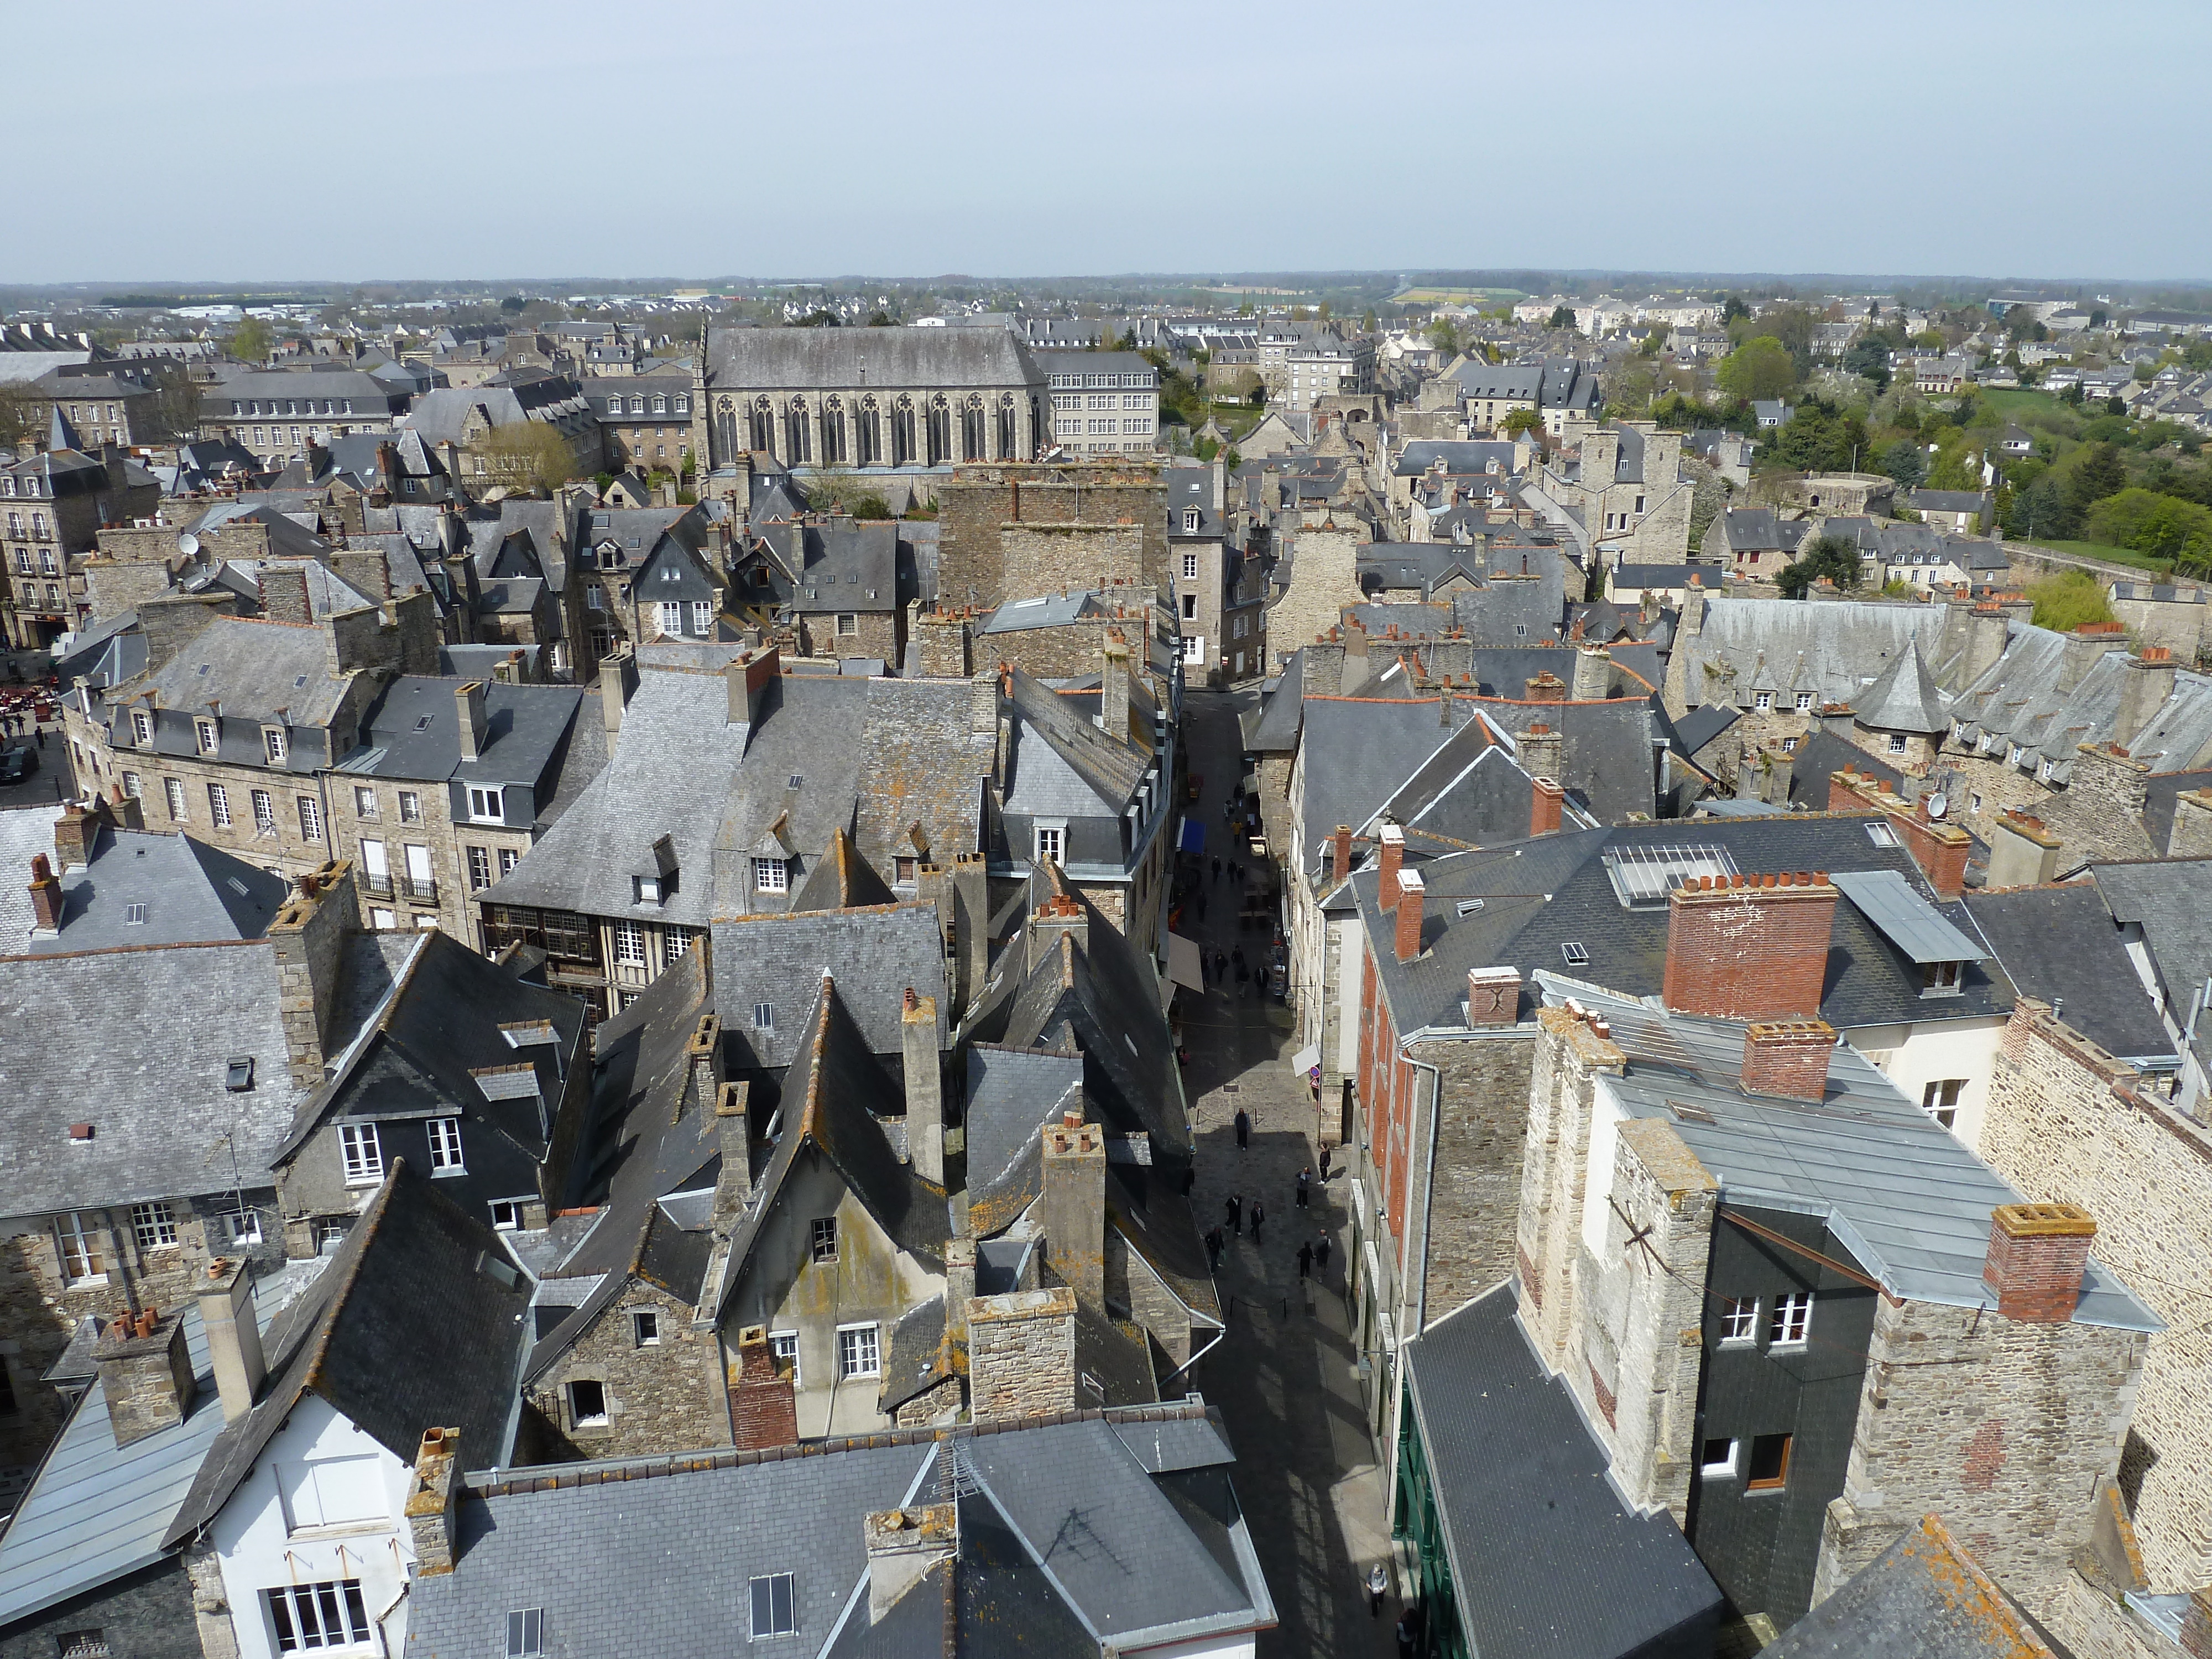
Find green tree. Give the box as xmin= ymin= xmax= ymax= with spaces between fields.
xmin=1119 ymin=327 xmax=1139 ymax=352
xmin=2085 ymin=488 xmax=2212 ymax=566
xmin=866 ymin=311 xmax=895 ymax=326
xmin=1547 ymin=305 xmax=1575 ymax=331
xmin=499 ymin=295 xmax=526 ymax=315
xmin=2027 ymin=570 xmax=2116 ymax=629
xmin=228 ymin=316 xmax=272 ymax=364
xmin=1776 ymin=534 xmax=1864 ymax=598
xmin=472 ymin=421 xmax=578 ymax=494
xmin=794 ymin=309 xmax=840 ymax=327
xmin=1500 ymin=408 xmax=1545 ymax=438
xmin=1843 ymin=338 xmax=1892 ymax=391
xmin=1716 ymin=336 xmax=1796 ymax=402
xmin=1720 ymin=295 xmax=1750 ymax=324
xmin=1427 ymin=316 xmax=1465 ymax=358
xmin=2069 ymin=443 xmax=2127 ymax=513
xmin=1882 ymin=440 xmax=1927 ymax=489
xmin=2005 ymin=472 xmax=2083 ymax=541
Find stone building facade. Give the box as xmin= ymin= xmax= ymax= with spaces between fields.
xmin=584 ymin=372 xmax=696 ymax=472
xmin=2 ymin=442 xmax=157 ymax=649
xmin=935 ymin=462 xmax=1168 ymax=613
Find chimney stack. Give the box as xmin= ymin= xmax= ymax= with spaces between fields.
xmin=1740 ymin=1020 xmax=1835 ymax=1103
xmin=901 ymin=990 xmax=944 ymax=1186
xmin=711 ymin=1083 xmax=753 ymax=1232
xmin=724 ymin=645 xmax=779 ymax=745
xmin=1378 ymin=823 xmax=1405 ymax=910
xmin=729 ymin=1324 xmax=799 ymax=1449
xmin=1332 ymin=823 xmax=1353 ymax=884
xmin=1040 ymin=1112 xmax=1106 ymax=1308
xmin=1099 ymin=629 xmax=1131 ymax=743
xmin=196 ymin=1258 xmax=266 ymax=1423
xmin=968 ymin=1287 xmax=1078 ymax=1421
xmin=404 ymin=1428 xmax=461 ymax=1576
xmin=1983 ymin=1203 xmax=2096 ymax=1324
xmin=1662 ymin=872 xmax=1836 ymax=1021
xmin=863 ymin=1506 xmax=957 ymax=1626
xmin=94 ymin=1308 xmax=196 ymax=1448
xmin=28 ymin=853 xmax=63 ymax=933
xmin=1987 ymin=811 xmax=2062 ymax=888
xmin=1518 ymin=722 xmax=1563 ymax=782
xmin=53 ymin=799 xmax=105 ymax=870
xmin=686 ymin=1014 xmax=723 ymax=1111
xmin=269 ymin=859 xmax=361 ymax=1088
xmin=1467 ymin=966 xmax=1521 ymax=1026
xmin=1530 ymin=778 xmax=1564 ymax=837
xmin=1394 ymin=869 xmax=1426 ymax=962
xmin=455 ymin=681 xmax=488 ymax=761
xmin=1571 ymin=644 xmax=1610 ymax=701
xmin=599 ymin=647 xmax=637 ymax=744
xmin=1525 ymin=670 xmax=1567 ymax=704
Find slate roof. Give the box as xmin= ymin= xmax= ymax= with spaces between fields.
xmin=165 ymin=1161 xmax=534 ymax=1543
xmin=1712 ymin=507 xmax=1799 ymax=552
xmin=1674 ymin=596 xmax=1954 ymax=714
xmin=1947 ymin=625 xmax=2212 ymax=780
xmin=408 ymin=1405 xmax=1267 ymax=1659
xmin=1353 ymin=816 xmax=2014 ymax=1037
xmin=1004 ymin=666 xmax=1150 ymax=818
xmin=1910 ymin=489 xmax=1992 ymax=516
xmin=1963 ymin=883 xmax=2174 ymax=1065
xmin=751 ymin=521 xmax=900 ymax=613
xmin=1401 ymin=1285 xmax=1721 ymax=1659
xmin=1762 ymin=1515 xmax=2059 ymax=1659
xmin=127 ymin=612 xmax=350 ymax=731
xmin=1393 ymin=439 xmax=1521 ymax=477
xmin=712 ymin=902 xmax=947 ymax=1071
xmin=1670 ymin=703 xmax=1740 ymax=755
xmin=1853 ymin=640 xmax=1950 ymax=734
xmin=0 ymin=937 xmax=304 ymax=1214
xmin=706 ymin=325 xmax=1047 ymax=392
xmin=2089 ymin=858 xmax=2212 ymax=1079
xmin=23 ymin=826 xmax=288 ymax=953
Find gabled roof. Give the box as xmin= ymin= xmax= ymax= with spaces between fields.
xmin=1963 ymin=883 xmax=2174 ymax=1066
xmin=1004 ymin=666 xmax=1149 ymax=814
xmin=706 ymin=325 xmax=1046 ymax=390
xmin=1852 ymin=639 xmax=1950 ymax=734
xmin=165 ymin=1161 xmax=534 ymax=1544
xmin=712 ymin=901 xmax=948 ymax=1071
xmin=792 ymin=825 xmax=899 ymax=911
xmin=1762 ymin=1516 xmax=2058 ymax=1659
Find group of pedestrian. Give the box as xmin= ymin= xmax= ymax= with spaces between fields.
xmin=1212 ymin=1163 xmax=1333 ymax=1284
xmin=1294 ymin=1233 xmax=1331 ymax=1280
xmin=1208 ymin=855 xmax=1246 ymax=886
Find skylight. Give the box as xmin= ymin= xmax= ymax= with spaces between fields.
xmin=1602 ymin=843 xmax=1740 ymax=909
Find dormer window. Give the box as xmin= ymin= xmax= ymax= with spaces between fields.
xmin=264 ymin=727 xmax=287 ymax=765
xmin=635 ymin=874 xmax=662 ymax=905
xmin=1922 ymin=961 xmax=1964 ymax=996
xmin=1182 ymin=508 xmax=1201 ymax=533
xmin=752 ymin=857 xmax=787 ymax=894
xmin=196 ymin=718 xmax=218 ymax=755
xmin=131 ymin=708 xmax=152 ymax=745
xmin=467 ymin=786 xmax=504 ymax=824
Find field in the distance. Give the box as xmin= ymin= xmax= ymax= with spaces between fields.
xmin=1390 ymin=286 xmax=1525 ymax=305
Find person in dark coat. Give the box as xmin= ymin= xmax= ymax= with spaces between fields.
xmin=1211 ymin=856 xmax=1222 ymax=882
xmin=1296 ymin=1167 xmax=1311 ymax=1208
xmin=1296 ymin=1240 xmax=1313 ymax=1279
xmin=1225 ymin=1194 xmax=1242 ymax=1236
xmin=1314 ymin=1233 xmax=1332 ymax=1276
xmin=1234 ymin=1107 xmax=1250 ymax=1149
xmin=1250 ymin=1199 xmax=1265 ymax=1243
xmin=1205 ymin=1227 xmax=1225 ymax=1272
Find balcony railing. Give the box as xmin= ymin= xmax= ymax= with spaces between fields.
xmin=364 ymin=873 xmax=394 ymax=898
xmin=402 ymin=876 xmax=437 ymax=902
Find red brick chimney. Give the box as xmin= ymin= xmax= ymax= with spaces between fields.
xmin=1467 ymin=966 xmax=1521 ymax=1025
xmin=1662 ymin=872 xmax=1836 ymax=1020
xmin=1395 ymin=870 xmax=1425 ymax=962
xmin=28 ymin=854 xmax=62 ymax=932
xmin=1740 ymin=1020 xmax=1835 ymax=1102
xmin=1378 ymin=823 xmax=1405 ymax=910
xmin=1983 ymin=1203 xmax=2096 ymax=1324
xmin=1525 ymin=670 xmax=1567 ymax=704
xmin=1530 ymin=778 xmax=1564 ymax=837
xmin=1332 ymin=823 xmax=1353 ymax=884
xmin=729 ymin=1323 xmax=798 ymax=1449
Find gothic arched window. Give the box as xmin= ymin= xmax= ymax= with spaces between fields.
xmin=749 ymin=396 xmax=774 ymax=453
xmin=962 ymin=394 xmax=985 ymax=463
xmin=786 ymin=397 xmax=811 ymax=465
xmin=995 ymin=393 xmax=1017 ymax=461
xmin=926 ymin=395 xmax=951 ymax=467
xmin=858 ymin=396 xmax=880 ymax=466
xmin=716 ymin=397 xmax=739 ymax=463
xmin=892 ymin=395 xmax=916 ymax=467
xmin=822 ymin=396 xmax=846 ymax=465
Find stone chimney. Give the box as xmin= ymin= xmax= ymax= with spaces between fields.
xmin=687 ymin=1013 xmax=723 ymax=1112
xmin=968 ymin=669 xmax=999 ymax=735
xmin=269 ymin=860 xmax=360 ymax=1089
xmin=2116 ymin=648 xmax=2177 ymax=752
xmin=1099 ymin=629 xmax=1131 ymax=743
xmin=2063 ymin=743 xmax=2151 ymax=867
xmin=454 ymin=681 xmax=488 ymax=761
xmin=1740 ymin=1020 xmax=1836 ymax=1103
xmin=53 ymin=799 xmax=107 ymax=870
xmin=95 ymin=1308 xmax=196 ymax=1448
xmin=28 ymin=853 xmax=63 ymax=934
xmin=1467 ymin=967 xmax=1521 ymax=1026
xmin=1395 ymin=869 xmax=1426 ymax=962
xmin=1331 ymin=824 xmax=1353 ymax=884
xmin=1525 ymin=670 xmax=1567 ymax=704
xmin=1518 ymin=723 xmax=1563 ymax=782
xmin=729 ymin=1324 xmax=798 ymax=1449
xmin=724 ymin=645 xmax=780 ymax=747
xmin=1983 ymin=1203 xmax=2096 ymax=1324
xmin=2058 ymin=624 xmax=2124 ymax=695
xmin=863 ymin=1506 xmax=957 ymax=1626
xmin=258 ymin=566 xmax=313 ymax=627
xmin=2169 ymin=789 xmax=2212 ymax=859
xmin=1762 ymin=749 xmax=1796 ymax=807
xmin=902 ymin=991 xmax=944 ymax=1186
xmin=968 ymin=1287 xmax=1078 ymax=1422
xmin=1962 ymin=604 xmax=2009 ymax=687
xmin=1530 ymin=778 xmax=1564 ymax=837
xmin=196 ymin=1258 xmax=266 ymax=1423
xmin=1378 ymin=822 xmax=1405 ymax=910
xmin=951 ymin=852 xmax=989 ymax=1013
xmin=1987 ymin=811 xmax=2063 ymax=888
xmin=711 ymin=1082 xmax=753 ymax=1231
xmin=1041 ymin=1112 xmax=1105 ymax=1307
xmin=1662 ymin=872 xmax=1836 ymax=1021
xmin=599 ymin=647 xmax=637 ymax=744
xmin=1571 ymin=644 xmax=1610 ymax=701
xmin=404 ymin=1427 xmax=461 ymax=1576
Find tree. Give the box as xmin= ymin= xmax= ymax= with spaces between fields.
xmin=2069 ymin=442 xmax=2127 ymax=514
xmin=1911 ymin=327 xmax=1947 ymax=351
xmin=1500 ymin=408 xmax=1544 ymax=438
xmin=499 ymin=295 xmax=526 ymax=315
xmin=1775 ymin=534 xmax=1864 ymax=598
xmin=2027 ymin=570 xmax=2117 ymax=630
xmin=1547 ymin=305 xmax=1575 ymax=331
xmin=1427 ymin=316 xmax=1465 ymax=358
xmin=1843 ymin=337 xmax=1892 ymax=392
xmin=2085 ymin=487 xmax=2212 ymax=566
xmin=2005 ymin=472 xmax=2082 ymax=541
xmin=1720 ymin=295 xmax=1751 ymax=324
xmin=1715 ymin=335 xmax=1796 ymax=402
xmin=471 ymin=421 xmax=578 ymax=495
xmin=1119 ymin=327 xmax=1138 ymax=352
xmin=794 ymin=309 xmax=841 ymax=327
xmin=866 ymin=311 xmax=895 ymax=327
xmin=229 ymin=317 xmax=272 ymax=364
xmin=1882 ymin=440 xmax=1928 ymax=489
xmin=143 ymin=362 xmax=201 ymax=441
xmin=805 ymin=467 xmax=894 ymax=520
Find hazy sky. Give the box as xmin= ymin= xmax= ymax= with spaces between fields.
xmin=14 ymin=0 xmax=2211 ymax=286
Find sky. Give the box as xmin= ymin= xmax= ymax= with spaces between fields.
xmin=12 ymin=0 xmax=2212 ymax=287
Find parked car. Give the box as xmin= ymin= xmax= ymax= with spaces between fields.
xmin=0 ymin=747 xmax=36 ymax=783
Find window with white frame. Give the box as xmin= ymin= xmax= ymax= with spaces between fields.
xmin=768 ymin=1330 xmax=799 ymax=1381
xmin=692 ymin=599 xmax=712 ymax=634
xmin=468 ymin=786 xmax=503 ymax=823
xmin=1794 ymin=691 xmax=1813 ymax=711
xmin=491 ymin=1199 xmax=526 ymax=1231
xmin=1770 ymin=1292 xmax=1812 ymax=1346
xmin=1718 ymin=1296 xmax=1758 ymax=1343
xmin=837 ymin=1323 xmax=880 ymax=1379
xmin=1753 ymin=692 xmax=1772 ymax=711
xmin=657 ymin=601 xmax=682 ymax=637
xmin=1699 ymin=1437 xmax=1738 ymax=1478
xmin=54 ymin=1213 xmax=103 ymax=1284
xmin=835 ymin=613 xmax=857 ymax=635
xmin=398 ymin=791 xmax=421 ymax=822
xmin=223 ymin=1207 xmax=263 ymax=1245
xmin=122 ymin=771 xmax=142 ymax=799
xmin=207 ymin=783 xmax=232 ymax=828
xmin=1891 ymin=734 xmax=1910 ymax=755
xmin=632 ymin=1308 xmax=660 ymax=1346
xmin=612 ymin=921 xmax=646 ymax=966
xmin=264 ymin=728 xmax=287 ymax=765
xmin=752 ymin=857 xmax=787 ymax=893
xmin=506 ymin=1610 xmax=544 ymax=1659
xmin=567 ymin=1379 xmax=608 ymax=1427
xmin=196 ymin=718 xmax=218 ymax=755
xmin=749 ymin=1573 xmax=796 ymax=1640
xmin=298 ymin=796 xmax=322 ymax=842
xmin=164 ymin=777 xmax=186 ymax=821
xmin=1921 ymin=1078 xmax=1964 ymax=1128
xmin=131 ymin=1201 xmax=177 ymax=1251
xmin=251 ymin=789 xmax=276 ymax=833
xmin=130 ymin=708 xmax=153 ymax=745
xmin=810 ymin=1216 xmax=838 ymax=1262
xmin=427 ymin=1117 xmax=465 ymax=1171
xmin=339 ymin=1123 xmax=383 ymax=1186
xmin=266 ymin=1581 xmax=372 ymax=1653
xmin=353 ymin=785 xmax=378 ymax=817
xmin=1182 ymin=551 xmax=1199 ymax=580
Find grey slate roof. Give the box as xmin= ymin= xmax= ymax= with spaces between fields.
xmin=0 ymin=938 xmax=304 ymax=1215
xmin=2089 ymin=858 xmax=2212 ymax=1078
xmin=1401 ymin=1284 xmax=1721 ymax=1659
xmin=165 ymin=1161 xmax=534 ymax=1544
xmin=712 ymin=902 xmax=947 ymax=1071
xmin=335 ymin=675 xmax=586 ymax=800
xmin=1761 ymin=1515 xmax=2060 ymax=1659
xmin=1670 ymin=703 xmax=1740 ymax=755
xmin=1673 ymin=596 xmax=1954 ymax=714
xmin=0 ymin=804 xmax=65 ymax=942
xmin=1963 ymin=884 xmax=2175 ymax=1065
xmin=1851 ymin=640 xmax=1949 ymax=734
xmin=1543 ymin=975 xmax=2153 ymax=1327
xmin=706 ymin=325 xmax=1047 ymax=392
xmin=26 ymin=827 xmax=288 ymax=953
xmin=1947 ymin=626 xmax=2212 ymax=779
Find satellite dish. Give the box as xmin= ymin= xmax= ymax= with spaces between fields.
xmin=176 ymin=532 xmax=199 ymax=557
xmin=1926 ymin=794 xmax=1948 ymax=819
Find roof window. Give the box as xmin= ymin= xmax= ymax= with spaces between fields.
xmin=226 ymin=1057 xmax=255 ymax=1092
xmin=1561 ymin=941 xmax=1590 ymax=967
xmin=1602 ymin=843 xmax=1739 ymax=909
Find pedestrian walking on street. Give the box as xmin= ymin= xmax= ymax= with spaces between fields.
xmin=1367 ymin=1563 xmax=1389 ymax=1619
xmin=1214 ymin=948 xmax=1227 ymax=983
xmin=33 ymin=726 xmax=43 ymax=749
xmin=1233 ymin=1107 xmax=1250 ymax=1149
xmin=1225 ymin=1194 xmax=1241 ymax=1236
xmin=1205 ymin=1227 xmax=1224 ymax=1272
xmin=1250 ymin=1199 xmax=1265 ymax=1243
xmin=1230 ymin=945 xmax=1245 ymax=974
xmin=1315 ymin=1233 xmax=1332 ymax=1276
xmin=1296 ymin=1167 xmax=1311 ymax=1208
xmin=1318 ymin=1141 xmax=1333 ymax=1182
xmin=1211 ymin=855 xmax=1222 ymax=882
xmin=1396 ymin=1611 xmax=1418 ymax=1659
xmin=1296 ymin=1239 xmax=1313 ymax=1279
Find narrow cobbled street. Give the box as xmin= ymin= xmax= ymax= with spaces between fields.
xmin=1177 ymin=688 xmax=1400 ymax=1659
